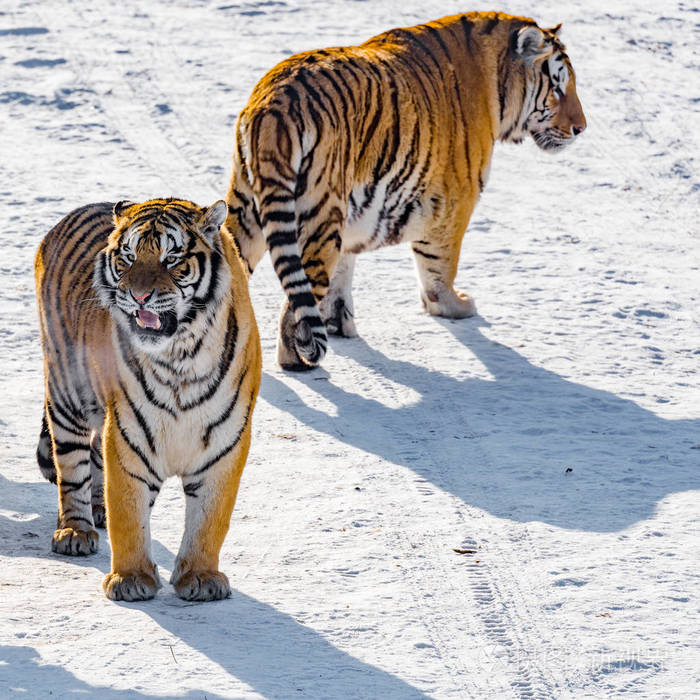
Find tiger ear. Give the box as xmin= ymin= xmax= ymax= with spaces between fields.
xmin=113 ymin=200 xmax=136 ymax=220
xmin=513 ymin=25 xmax=548 ymax=64
xmin=546 ymin=23 xmax=563 ymax=37
xmin=200 ymin=200 xmax=227 ymax=243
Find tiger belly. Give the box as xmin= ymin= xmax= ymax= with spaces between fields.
xmin=343 ymin=181 xmax=431 ymax=253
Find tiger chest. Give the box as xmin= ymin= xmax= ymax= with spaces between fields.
xmin=113 ymin=375 xmax=240 ymax=481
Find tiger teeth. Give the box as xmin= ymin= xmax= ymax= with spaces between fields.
xmin=133 ymin=311 xmax=162 ymax=330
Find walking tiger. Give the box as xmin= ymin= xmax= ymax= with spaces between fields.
xmin=224 ymin=11 xmax=586 ymax=370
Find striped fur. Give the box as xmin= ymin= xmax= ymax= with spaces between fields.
xmin=35 ymin=199 xmax=261 ymax=601
xmin=224 ymin=12 xmax=586 ymax=370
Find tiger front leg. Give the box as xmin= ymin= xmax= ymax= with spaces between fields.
xmin=319 ymin=253 xmax=358 ymax=337
xmin=411 ymin=234 xmax=477 ymax=319
xmin=173 ymin=428 xmax=251 ymax=602
xmin=101 ymin=408 xmax=162 ymax=602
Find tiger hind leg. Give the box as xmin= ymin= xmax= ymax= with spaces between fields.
xmin=411 ymin=236 xmax=477 ymax=319
xmin=270 ymin=197 xmax=345 ymax=371
xmin=44 ymin=402 xmax=99 ymax=556
xmin=319 ymin=252 xmax=358 ymax=337
xmin=89 ymin=431 xmax=106 ymax=529
xmin=37 ymin=411 xmax=56 ymax=483
xmin=40 ymin=407 xmax=106 ymax=531
xmin=256 ymin=184 xmax=329 ymax=370
xmin=222 ymin=167 xmax=266 ymax=276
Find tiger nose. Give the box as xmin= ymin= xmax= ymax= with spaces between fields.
xmin=572 ymin=124 xmax=586 ymax=137
xmin=131 ymin=289 xmax=153 ymax=305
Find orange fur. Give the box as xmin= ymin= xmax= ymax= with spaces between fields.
xmin=224 ymin=12 xmax=586 ymax=369
xmin=36 ymin=199 xmax=261 ymax=601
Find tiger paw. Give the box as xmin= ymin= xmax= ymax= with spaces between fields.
xmin=171 ymin=569 xmax=231 ymax=602
xmin=322 ymin=297 xmax=358 ymax=338
xmin=92 ymin=503 xmax=106 ymax=529
xmin=103 ymin=570 xmax=161 ymax=602
xmin=52 ymin=527 xmax=99 ymax=556
xmin=277 ymin=321 xmax=323 ymax=371
xmin=421 ymin=287 xmax=477 ymax=319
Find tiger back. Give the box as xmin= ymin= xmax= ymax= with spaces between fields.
xmin=35 ymin=198 xmax=261 ymax=602
xmin=224 ymin=11 xmax=586 ymax=370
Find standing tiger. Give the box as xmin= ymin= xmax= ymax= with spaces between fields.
xmin=224 ymin=11 xmax=586 ymax=370
xmin=35 ymin=198 xmax=261 ymax=602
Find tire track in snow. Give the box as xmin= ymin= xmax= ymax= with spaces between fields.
xmin=88 ymin=0 xmax=231 ymax=200
xmin=341 ymin=359 xmax=558 ymax=698
xmin=36 ymin=3 xmax=218 ymax=202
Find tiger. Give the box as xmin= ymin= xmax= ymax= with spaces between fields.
xmin=35 ymin=198 xmax=261 ymax=602
xmin=223 ymin=11 xmax=586 ymax=370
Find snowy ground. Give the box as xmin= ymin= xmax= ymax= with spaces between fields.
xmin=1 ymin=1 xmax=699 ymax=698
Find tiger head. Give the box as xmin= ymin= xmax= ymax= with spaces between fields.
xmin=504 ymin=22 xmax=586 ymax=152
xmin=95 ymin=198 xmax=229 ymax=352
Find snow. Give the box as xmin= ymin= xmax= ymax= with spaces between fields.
xmin=1 ymin=0 xmax=699 ymax=698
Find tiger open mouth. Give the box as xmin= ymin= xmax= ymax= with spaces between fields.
xmin=127 ymin=308 xmax=179 ymax=341
xmin=133 ymin=309 xmax=162 ymax=331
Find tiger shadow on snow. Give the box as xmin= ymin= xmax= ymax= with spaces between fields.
xmin=0 ymin=483 xmax=432 ymax=698
xmin=0 ymin=644 xmax=235 ymax=700
xmin=0 ymin=473 xmax=108 ymax=567
xmin=260 ymin=317 xmax=699 ymax=533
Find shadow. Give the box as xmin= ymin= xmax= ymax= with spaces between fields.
xmin=0 ymin=644 xmax=231 ymax=699
xmin=0 ymin=473 xmax=110 ymax=572
xmin=0 ymin=473 xmax=56 ymax=558
xmin=115 ymin=546 xmax=432 ymax=699
xmin=4 ymin=586 xmax=434 ymax=700
xmin=261 ymin=318 xmax=699 ymax=532
xmin=133 ymin=587 xmax=433 ymax=700
xmin=1 ymin=481 xmax=432 ymax=699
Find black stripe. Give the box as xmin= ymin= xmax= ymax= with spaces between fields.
xmin=191 ymin=391 xmax=255 ymax=476
xmin=284 ymin=278 xmax=312 ymax=291
xmin=262 ymin=209 xmax=295 ymax=225
xmin=47 ymin=399 xmax=88 ymax=436
xmin=460 ymin=16 xmax=474 ymax=53
xmin=66 ymin=218 xmax=112 ymax=275
xmin=483 ymin=17 xmax=500 ymax=35
xmin=183 ymin=480 xmax=203 ymax=497
xmin=266 ymin=230 xmax=297 ymax=248
xmin=412 ymin=247 xmax=439 ymax=260
xmin=202 ymin=366 xmax=249 ymax=447
xmin=297 ymin=191 xmax=330 ymax=227
xmin=117 ymin=326 xmax=177 ymax=416
xmin=121 ymin=467 xmax=161 ymax=493
xmin=55 ymin=440 xmax=89 ymax=456
xmin=288 ymin=291 xmax=316 ymax=310
xmin=119 ymin=381 xmax=156 ymax=453
xmin=59 ymin=474 xmax=91 ymax=492
xmin=114 ymin=407 xmax=163 ymax=484
xmin=178 ymin=306 xmax=238 ymax=410
xmin=37 ymin=448 xmax=55 ymax=472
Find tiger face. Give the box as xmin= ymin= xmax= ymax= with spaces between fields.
xmin=515 ymin=24 xmax=586 ymax=152
xmin=95 ymin=198 xmax=228 ymax=352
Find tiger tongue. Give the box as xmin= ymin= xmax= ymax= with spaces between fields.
xmin=137 ymin=309 xmax=161 ymax=329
